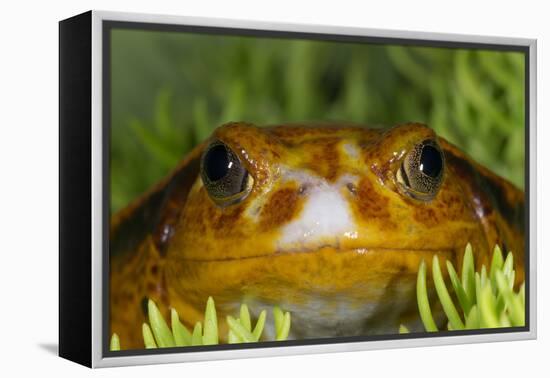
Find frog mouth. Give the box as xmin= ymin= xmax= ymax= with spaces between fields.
xmin=168 ymin=247 xmax=457 ymax=298
xmin=176 ymin=245 xmax=457 ymax=264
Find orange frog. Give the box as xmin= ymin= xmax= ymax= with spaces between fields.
xmin=110 ymin=122 xmax=524 ymax=349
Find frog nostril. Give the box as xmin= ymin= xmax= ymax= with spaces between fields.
xmin=298 ymin=184 xmax=309 ymax=195
xmin=346 ymin=182 xmax=357 ymax=195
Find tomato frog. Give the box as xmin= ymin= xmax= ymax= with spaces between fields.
xmin=110 ymin=122 xmax=524 ymax=349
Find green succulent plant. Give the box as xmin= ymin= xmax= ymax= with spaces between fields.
xmin=402 ymin=244 xmax=525 ymax=333
xmin=110 ymin=297 xmax=291 ymax=351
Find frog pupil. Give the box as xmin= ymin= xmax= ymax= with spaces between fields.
xmin=419 ymin=144 xmax=442 ymax=178
xmin=204 ymin=144 xmax=230 ymax=182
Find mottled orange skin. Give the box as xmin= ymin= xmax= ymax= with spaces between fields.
xmin=110 ymin=122 xmax=525 ymax=349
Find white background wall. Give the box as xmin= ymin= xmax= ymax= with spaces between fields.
xmin=1 ymin=0 xmax=547 ymax=376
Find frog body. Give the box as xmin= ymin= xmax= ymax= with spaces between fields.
xmin=110 ymin=122 xmax=524 ymax=349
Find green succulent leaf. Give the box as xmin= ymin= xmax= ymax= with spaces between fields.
xmin=465 ymin=305 xmax=480 ymax=329
xmin=415 ymin=244 xmax=524 ymax=333
xmin=227 ymin=316 xmax=256 ymax=343
xmin=203 ymin=296 xmax=219 ymax=345
xmin=191 ymin=322 xmax=203 ymax=346
xmin=417 ymin=260 xmax=438 ymax=332
xmin=503 ymin=252 xmax=515 ymax=281
xmin=273 ymin=306 xmax=285 ymax=336
xmin=479 ymin=281 xmax=499 ymax=328
xmin=147 ymin=299 xmax=175 ymax=348
xmin=252 ymin=310 xmax=267 ymax=341
xmin=490 ymin=245 xmax=504 ymax=290
xmin=240 ymin=304 xmax=252 ymax=332
xmin=276 ymin=311 xmax=291 ymax=341
xmin=171 ymin=308 xmax=192 ymax=347
xmin=495 ymin=271 xmax=524 ymax=326
xmin=228 ymin=330 xmax=240 ymax=344
xmin=432 ymin=256 xmax=464 ymax=330
xmin=446 ymin=260 xmax=472 ymax=315
xmin=461 ymin=243 xmax=476 ymax=304
xmin=110 ymin=333 xmax=120 ymax=351
xmin=142 ymin=323 xmax=158 ymax=349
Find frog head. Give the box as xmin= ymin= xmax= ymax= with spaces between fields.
xmin=162 ymin=121 xmax=514 ymax=337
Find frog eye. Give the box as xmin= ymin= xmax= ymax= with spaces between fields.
xmin=200 ymin=140 xmax=254 ymax=206
xmin=396 ymin=139 xmax=444 ymax=201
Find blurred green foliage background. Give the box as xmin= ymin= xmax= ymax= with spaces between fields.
xmin=110 ymin=29 xmax=525 ymax=213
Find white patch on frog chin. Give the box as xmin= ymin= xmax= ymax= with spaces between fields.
xmin=277 ymin=171 xmax=358 ymax=250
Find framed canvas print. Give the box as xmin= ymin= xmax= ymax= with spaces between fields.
xmin=59 ymin=10 xmax=537 ymax=368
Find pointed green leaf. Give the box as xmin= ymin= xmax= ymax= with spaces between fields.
xmin=480 ymin=265 xmax=488 ymax=289
xmin=252 ymin=310 xmax=267 ymax=341
xmin=495 ymin=271 xmax=524 ymax=326
xmin=142 ymin=323 xmax=158 ymax=349
xmin=416 ymin=260 xmax=438 ymax=332
xmin=520 ymin=283 xmax=525 ymax=307
xmin=148 ymin=299 xmax=175 ymax=347
xmin=203 ymin=297 xmax=218 ymax=345
xmin=475 ymin=273 xmax=483 ymax=326
xmin=227 ymin=316 xmax=255 ymax=343
xmin=240 ymin=304 xmax=252 ymax=332
xmin=446 ymin=260 xmax=472 ymax=314
xmin=433 ymin=256 xmax=464 ymax=330
xmin=503 ymin=252 xmax=514 ymax=279
xmin=462 ymin=243 xmax=476 ymax=304
xmin=495 ymin=293 xmax=506 ymax=316
xmin=479 ymin=282 xmax=499 ymax=328
xmin=110 ymin=333 xmax=120 ymax=351
xmin=171 ymin=308 xmax=192 ymax=347
xmin=509 ymin=271 xmax=516 ymax=290
xmin=276 ymin=312 xmax=291 ymax=341
xmin=273 ymin=306 xmax=285 ymax=335
xmin=191 ymin=322 xmax=203 ymax=346
xmin=399 ymin=324 xmax=410 ymax=334
xmin=228 ymin=330 xmax=240 ymax=344
xmin=499 ymin=312 xmax=511 ymax=327
xmin=465 ymin=305 xmax=480 ymax=329
xmin=490 ymin=245 xmax=504 ymax=289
